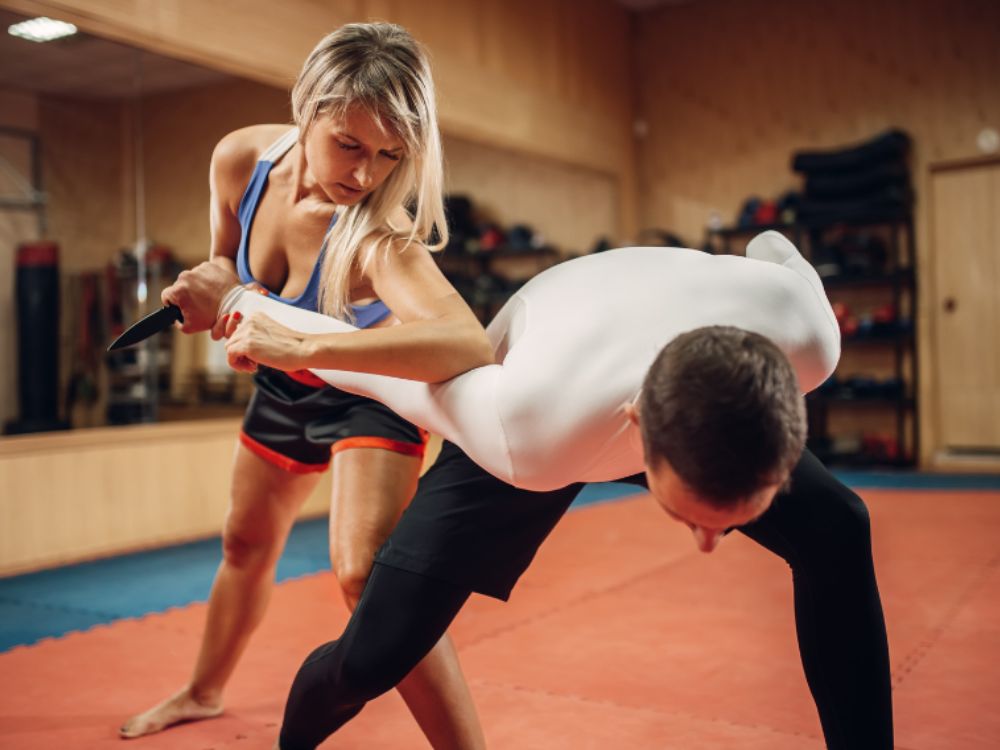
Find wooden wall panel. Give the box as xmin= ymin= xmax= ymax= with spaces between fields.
xmin=39 ymin=96 xmax=127 ymax=272
xmin=141 ymin=78 xmax=290 ymax=264
xmin=1 ymin=72 xmax=620 ymax=433
xmin=0 ymin=89 xmax=37 ymax=130
xmin=33 ymin=97 xmax=132 ymax=431
xmin=443 ymin=135 xmax=618 ymax=255
xmin=24 ymin=68 xmax=624 ymax=278
xmin=0 ymin=423 xmax=442 ymax=576
xmin=0 ymin=420 xmax=333 ymax=576
xmin=0 ymin=0 xmax=348 ymax=85
xmin=1 ymin=0 xmax=638 ymax=238
xmin=634 ymin=0 xmax=1000 ymax=239
xmin=0 ymin=90 xmax=41 ymax=427
xmin=635 ymin=0 xmax=1000 ymax=467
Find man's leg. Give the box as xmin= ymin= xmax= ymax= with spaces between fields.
xmin=327 ymin=444 xmax=485 ymax=749
xmin=278 ymin=441 xmax=583 ymax=749
xmin=280 ymin=563 xmax=470 ymax=750
xmin=737 ymin=449 xmax=893 ymax=749
xmin=279 ymin=563 xmax=472 ymax=750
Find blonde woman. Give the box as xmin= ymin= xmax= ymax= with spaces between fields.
xmin=121 ymin=23 xmax=491 ymax=748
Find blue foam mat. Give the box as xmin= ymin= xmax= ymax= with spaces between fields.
xmin=0 ymin=482 xmax=641 ymax=652
xmin=831 ymin=470 xmax=1000 ymax=490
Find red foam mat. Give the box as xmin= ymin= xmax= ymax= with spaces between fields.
xmin=1 ymin=489 xmax=998 ymax=748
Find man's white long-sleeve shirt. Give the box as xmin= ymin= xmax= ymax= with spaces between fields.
xmin=221 ymin=231 xmax=840 ymax=491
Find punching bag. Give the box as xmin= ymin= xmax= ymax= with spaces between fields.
xmin=4 ymin=241 xmax=69 ymax=434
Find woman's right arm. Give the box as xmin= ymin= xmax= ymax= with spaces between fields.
xmin=162 ymin=129 xmax=258 ymax=333
xmin=207 ymin=131 xmax=254 ymax=276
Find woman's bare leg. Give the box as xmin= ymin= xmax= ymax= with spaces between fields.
xmin=121 ymin=444 xmax=322 ymax=738
xmin=329 ymin=446 xmax=486 ymax=750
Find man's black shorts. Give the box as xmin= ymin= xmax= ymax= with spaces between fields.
xmin=375 ymin=440 xmax=649 ymax=600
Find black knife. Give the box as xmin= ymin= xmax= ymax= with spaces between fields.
xmin=107 ymin=304 xmax=184 ymax=351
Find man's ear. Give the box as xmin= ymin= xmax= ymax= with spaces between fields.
xmin=624 ymin=401 xmax=640 ymax=427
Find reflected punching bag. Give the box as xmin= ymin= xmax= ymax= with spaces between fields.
xmin=4 ymin=241 xmax=69 ymax=434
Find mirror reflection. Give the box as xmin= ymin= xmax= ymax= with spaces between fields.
xmin=0 ymin=10 xmax=619 ymax=435
xmin=0 ymin=9 xmax=294 ymax=431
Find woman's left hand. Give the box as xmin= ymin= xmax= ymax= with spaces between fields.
xmin=223 ymin=311 xmax=315 ymax=373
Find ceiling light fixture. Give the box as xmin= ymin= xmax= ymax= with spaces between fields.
xmin=8 ymin=16 xmax=78 ymax=43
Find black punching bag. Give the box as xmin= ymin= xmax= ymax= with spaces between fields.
xmin=4 ymin=241 xmax=69 ymax=434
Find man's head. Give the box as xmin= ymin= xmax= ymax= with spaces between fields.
xmin=627 ymin=326 xmax=807 ymax=552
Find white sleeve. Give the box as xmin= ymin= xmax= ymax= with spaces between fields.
xmin=218 ymin=287 xmax=515 ymax=482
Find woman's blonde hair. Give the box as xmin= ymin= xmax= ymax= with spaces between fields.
xmin=291 ymin=22 xmax=447 ymax=320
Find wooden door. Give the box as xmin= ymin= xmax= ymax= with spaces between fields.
xmin=930 ymin=159 xmax=1000 ymax=456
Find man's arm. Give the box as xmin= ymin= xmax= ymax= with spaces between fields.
xmin=219 ymin=287 xmax=514 ymax=483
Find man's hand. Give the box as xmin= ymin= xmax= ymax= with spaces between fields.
xmin=161 ymin=261 xmax=241 ymax=334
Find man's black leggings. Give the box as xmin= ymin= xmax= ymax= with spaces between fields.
xmin=279 ymin=449 xmax=892 ymax=750
xmin=738 ymin=449 xmax=893 ymax=749
xmin=279 ymin=565 xmax=470 ymax=749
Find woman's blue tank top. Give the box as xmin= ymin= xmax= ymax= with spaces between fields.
xmin=235 ymin=128 xmax=391 ymax=329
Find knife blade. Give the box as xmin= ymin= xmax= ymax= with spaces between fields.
xmin=107 ymin=304 xmax=184 ymax=351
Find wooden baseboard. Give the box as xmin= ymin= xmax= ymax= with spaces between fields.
xmin=0 ymin=419 xmax=332 ymax=576
xmin=927 ymin=451 xmax=1000 ymax=474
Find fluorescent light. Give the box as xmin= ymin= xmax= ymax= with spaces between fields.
xmin=8 ymin=17 xmax=78 ymax=43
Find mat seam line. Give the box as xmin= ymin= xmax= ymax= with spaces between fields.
xmin=0 ymin=594 xmax=122 ymax=621
xmin=471 ymin=677 xmax=825 ymax=742
xmin=890 ymin=551 xmax=1000 ymax=690
xmin=459 ymin=553 xmax=700 ymax=650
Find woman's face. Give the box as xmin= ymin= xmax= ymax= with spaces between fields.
xmin=303 ymin=105 xmax=406 ymax=206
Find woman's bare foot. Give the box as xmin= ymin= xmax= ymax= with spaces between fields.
xmin=119 ymin=686 xmax=223 ymax=738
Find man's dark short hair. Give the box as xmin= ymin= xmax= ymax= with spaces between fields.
xmin=638 ymin=326 xmax=806 ymax=507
